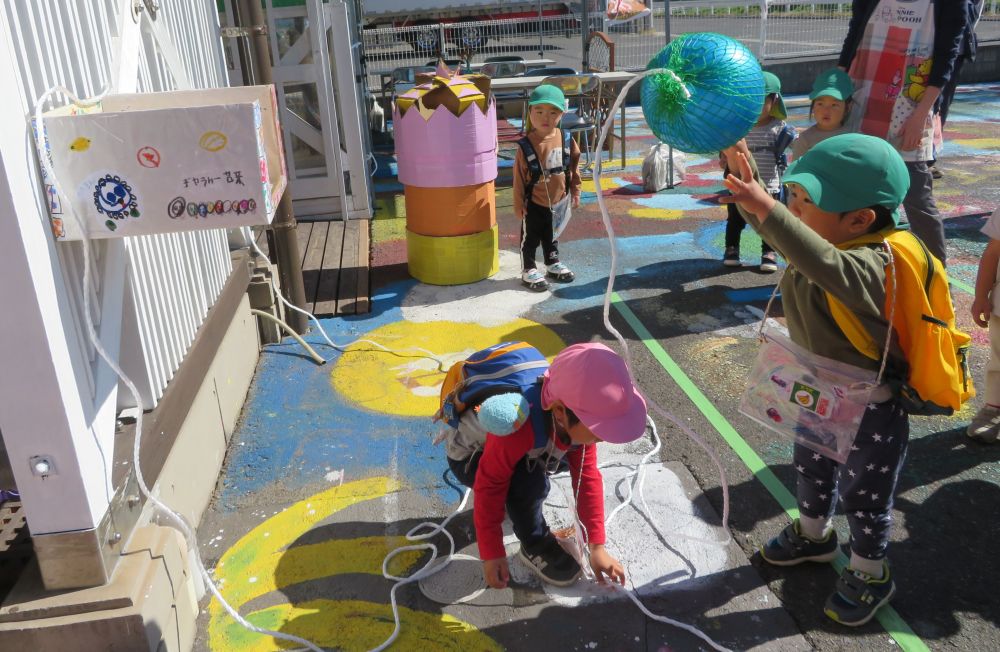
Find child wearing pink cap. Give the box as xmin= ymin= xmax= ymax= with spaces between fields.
xmin=442 ymin=342 xmax=647 ymax=589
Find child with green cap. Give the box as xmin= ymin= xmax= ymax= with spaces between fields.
xmin=514 ymin=83 xmax=582 ymax=292
xmin=791 ymin=67 xmax=855 ymax=161
xmin=722 ymin=132 xmax=912 ymax=627
xmin=720 ymin=70 xmax=795 ymax=272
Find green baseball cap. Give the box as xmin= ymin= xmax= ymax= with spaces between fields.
xmin=762 ymin=71 xmax=787 ymax=120
xmin=528 ymin=84 xmax=566 ymax=111
xmin=783 ymin=133 xmax=909 ymax=223
xmin=809 ymin=67 xmax=855 ymax=101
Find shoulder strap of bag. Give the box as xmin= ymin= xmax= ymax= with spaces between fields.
xmin=518 ymin=135 xmax=542 ymax=206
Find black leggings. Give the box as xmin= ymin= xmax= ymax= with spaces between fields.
xmin=521 ymin=200 xmax=560 ymax=271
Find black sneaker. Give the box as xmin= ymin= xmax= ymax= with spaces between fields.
xmin=760 ymin=252 xmax=778 ymax=273
xmin=824 ymin=562 xmax=896 ymax=626
xmin=760 ymin=519 xmax=839 ymax=566
xmin=723 ymin=246 xmax=741 ymax=267
xmin=517 ymin=534 xmax=581 ymax=586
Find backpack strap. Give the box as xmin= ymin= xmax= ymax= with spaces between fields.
xmin=518 ymin=135 xmax=543 ymax=208
xmin=824 ymin=229 xmax=900 ymax=362
xmin=519 ymin=132 xmax=574 ymax=204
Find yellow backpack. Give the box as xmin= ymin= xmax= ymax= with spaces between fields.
xmin=826 ymin=229 xmax=974 ymax=416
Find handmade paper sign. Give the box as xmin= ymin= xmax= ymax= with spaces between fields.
xmin=38 ymin=85 xmax=287 ymax=240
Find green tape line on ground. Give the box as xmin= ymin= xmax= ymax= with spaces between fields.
xmin=610 ymin=292 xmax=929 ymax=652
xmin=949 ymin=276 xmax=975 ymax=296
xmin=609 ymin=292 xmax=798 ymax=515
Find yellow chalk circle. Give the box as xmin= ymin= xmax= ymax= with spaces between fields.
xmin=207 ymin=477 xmax=502 ymax=651
xmin=69 ymin=136 xmax=91 ymax=152
xmin=199 ymin=130 xmax=228 ymax=152
xmin=331 ymin=319 xmax=564 ymax=417
xmin=628 ymin=207 xmax=685 ymax=220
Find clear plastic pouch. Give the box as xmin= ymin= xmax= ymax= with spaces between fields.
xmin=551 ymin=193 xmax=572 ymax=239
xmin=739 ymin=256 xmax=897 ymax=463
xmin=739 ymin=328 xmax=878 ymax=463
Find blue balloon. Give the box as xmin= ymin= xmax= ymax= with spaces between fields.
xmin=641 ymin=33 xmax=764 ymax=154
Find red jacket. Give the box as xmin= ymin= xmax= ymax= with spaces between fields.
xmin=473 ymin=419 xmax=606 ymax=561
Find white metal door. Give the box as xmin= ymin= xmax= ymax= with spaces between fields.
xmin=236 ymin=0 xmax=372 ymax=218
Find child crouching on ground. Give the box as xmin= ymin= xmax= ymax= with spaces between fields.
xmin=722 ymin=133 xmax=911 ymax=626
xmin=442 ymin=342 xmax=647 ymax=588
xmin=514 ymin=84 xmax=582 ymax=292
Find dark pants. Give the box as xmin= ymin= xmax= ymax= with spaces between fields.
xmin=521 ymin=200 xmax=559 ymax=271
xmin=448 ymin=452 xmax=551 ymax=548
xmin=795 ymin=400 xmax=909 ymax=561
xmin=903 ymin=161 xmax=946 ymax=266
xmin=725 ymin=194 xmax=777 ymax=254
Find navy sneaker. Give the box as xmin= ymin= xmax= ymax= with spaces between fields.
xmin=723 ymin=246 xmax=741 ymax=267
xmin=760 ymin=519 xmax=838 ymax=566
xmin=824 ymin=562 xmax=896 ymax=626
xmin=517 ymin=534 xmax=581 ymax=586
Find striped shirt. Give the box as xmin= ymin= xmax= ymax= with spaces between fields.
xmin=745 ymin=118 xmax=794 ymax=194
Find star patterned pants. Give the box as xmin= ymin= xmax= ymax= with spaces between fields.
xmin=794 ymin=400 xmax=909 ymax=560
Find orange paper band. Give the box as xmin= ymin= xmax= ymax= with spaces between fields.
xmin=404 ymin=182 xmax=496 ymax=237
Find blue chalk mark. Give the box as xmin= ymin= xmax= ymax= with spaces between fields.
xmin=633 ymin=193 xmax=716 ymax=211
xmin=726 ymin=286 xmax=779 ymax=303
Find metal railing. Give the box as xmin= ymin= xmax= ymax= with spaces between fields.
xmin=363 ymin=0 xmax=1000 ymax=89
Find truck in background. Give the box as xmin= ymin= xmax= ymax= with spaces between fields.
xmin=362 ymin=0 xmax=576 ymax=52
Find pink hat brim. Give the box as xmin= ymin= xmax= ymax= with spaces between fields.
xmin=577 ymin=386 xmax=647 ymax=444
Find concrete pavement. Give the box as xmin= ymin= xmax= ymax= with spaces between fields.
xmin=194 ymin=84 xmax=1000 ymax=651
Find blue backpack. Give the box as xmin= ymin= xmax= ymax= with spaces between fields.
xmin=436 ymin=342 xmax=550 ymax=446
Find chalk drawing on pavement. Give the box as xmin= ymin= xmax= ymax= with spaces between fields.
xmin=208 ymin=476 xmax=502 ymax=651
xmin=401 ymin=251 xmax=552 ymax=326
xmin=330 ymin=318 xmax=564 ymax=417
xmin=417 ymin=464 xmax=729 ymax=608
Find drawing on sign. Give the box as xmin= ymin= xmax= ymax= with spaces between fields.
xmin=93 ymin=174 xmax=139 ymax=230
xmin=200 ymin=130 xmax=228 ymax=152
xmin=136 ymin=146 xmax=161 ymax=168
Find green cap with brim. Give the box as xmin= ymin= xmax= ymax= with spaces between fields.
xmin=783 ymin=133 xmax=909 ymax=224
xmin=809 ymin=67 xmax=855 ymax=101
xmin=762 ymin=71 xmax=787 ymax=120
xmin=528 ymin=84 xmax=567 ymax=111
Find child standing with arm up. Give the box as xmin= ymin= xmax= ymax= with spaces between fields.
xmin=968 ymin=208 xmax=1000 ymax=443
xmin=514 ymin=84 xmax=582 ymax=292
xmin=721 ymin=71 xmax=795 ymax=272
xmin=722 ymin=133 xmax=911 ymax=627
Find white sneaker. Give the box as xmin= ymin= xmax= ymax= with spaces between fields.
xmin=546 ymin=262 xmax=574 ymax=282
xmin=521 ymin=268 xmax=548 ymax=291
xmin=967 ymin=405 xmax=1000 ymax=443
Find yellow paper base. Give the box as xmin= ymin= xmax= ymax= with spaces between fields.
xmin=406 ymin=226 xmax=498 ymax=286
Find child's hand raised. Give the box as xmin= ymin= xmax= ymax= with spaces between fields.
xmin=720 ymin=143 xmax=776 ymax=222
